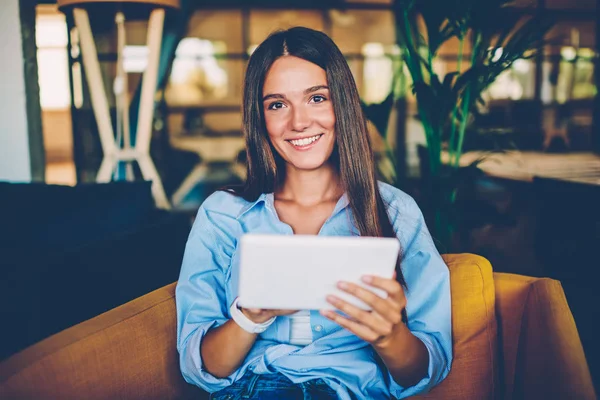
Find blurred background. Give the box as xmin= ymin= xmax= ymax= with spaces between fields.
xmin=1 ymin=0 xmax=599 ymax=393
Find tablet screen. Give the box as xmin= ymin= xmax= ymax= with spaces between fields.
xmin=237 ymin=234 xmax=400 ymax=310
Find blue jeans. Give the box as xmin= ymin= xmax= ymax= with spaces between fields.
xmin=209 ymin=370 xmax=338 ymax=400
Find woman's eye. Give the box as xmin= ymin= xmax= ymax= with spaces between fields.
xmin=311 ymin=95 xmax=326 ymax=104
xmin=267 ymin=101 xmax=285 ymax=110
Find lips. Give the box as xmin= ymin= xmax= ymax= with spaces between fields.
xmin=286 ymin=134 xmax=324 ymax=148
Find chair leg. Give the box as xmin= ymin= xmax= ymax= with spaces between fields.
xmin=171 ymin=164 xmax=210 ymax=207
xmin=138 ymin=154 xmax=171 ymax=210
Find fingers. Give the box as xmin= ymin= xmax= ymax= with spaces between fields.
xmin=321 ymin=277 xmax=407 ymax=343
xmin=335 ymin=279 xmax=404 ymax=324
xmin=320 ymin=309 xmax=383 ymax=343
xmin=362 ymin=275 xmax=405 ymax=304
xmin=325 ymin=294 xmax=396 ymax=337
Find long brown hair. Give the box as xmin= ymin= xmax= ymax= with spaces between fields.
xmin=227 ymin=27 xmax=406 ymax=287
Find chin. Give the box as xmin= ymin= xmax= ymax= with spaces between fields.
xmin=286 ymin=156 xmax=332 ymax=172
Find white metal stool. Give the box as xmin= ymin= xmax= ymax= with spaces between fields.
xmin=57 ymin=0 xmax=180 ymax=209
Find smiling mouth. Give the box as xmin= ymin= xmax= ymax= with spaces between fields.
xmin=286 ymin=134 xmax=324 ymax=148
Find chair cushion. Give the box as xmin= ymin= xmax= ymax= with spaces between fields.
xmin=412 ymin=254 xmax=498 ymax=399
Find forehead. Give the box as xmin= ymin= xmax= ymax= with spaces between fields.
xmin=263 ymin=56 xmax=328 ymax=95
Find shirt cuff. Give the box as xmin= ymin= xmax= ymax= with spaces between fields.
xmin=388 ymin=331 xmax=451 ymax=399
xmin=179 ymin=320 xmax=245 ymax=393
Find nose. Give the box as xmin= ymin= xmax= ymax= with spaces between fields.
xmin=290 ymin=105 xmax=310 ymax=132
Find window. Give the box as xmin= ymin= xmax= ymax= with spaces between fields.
xmin=37 ymin=13 xmax=71 ymax=109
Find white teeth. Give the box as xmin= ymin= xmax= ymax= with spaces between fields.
xmin=289 ymin=134 xmax=321 ymax=147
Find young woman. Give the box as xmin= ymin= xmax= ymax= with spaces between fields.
xmin=176 ymin=27 xmax=452 ymax=400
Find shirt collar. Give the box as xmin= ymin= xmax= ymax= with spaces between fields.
xmin=332 ymin=193 xmax=350 ymax=216
xmin=236 ymin=192 xmax=269 ymax=220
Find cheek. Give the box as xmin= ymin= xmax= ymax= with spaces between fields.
xmin=315 ymin=106 xmax=336 ymax=131
xmin=264 ymin=113 xmax=287 ymax=140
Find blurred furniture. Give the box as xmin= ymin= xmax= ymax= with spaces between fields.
xmin=470 ymin=100 xmax=544 ymax=151
xmin=450 ymin=151 xmax=600 ymax=185
xmin=532 ymin=176 xmax=600 ymax=389
xmin=57 ymin=0 xmax=181 ymax=209
xmin=170 ymin=134 xmax=246 ymax=206
xmin=533 ymin=177 xmax=600 ymax=281
xmin=167 ymin=105 xmax=246 ymax=207
xmin=0 ymin=181 xmax=191 ymax=362
xmin=1 ymin=254 xmax=595 ymax=399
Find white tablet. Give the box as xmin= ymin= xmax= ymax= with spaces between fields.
xmin=237 ymin=234 xmax=400 ymax=310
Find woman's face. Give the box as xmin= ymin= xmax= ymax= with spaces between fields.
xmin=262 ymin=56 xmax=336 ymax=172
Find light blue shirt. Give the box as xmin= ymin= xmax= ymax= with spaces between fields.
xmin=176 ymin=182 xmax=452 ymax=399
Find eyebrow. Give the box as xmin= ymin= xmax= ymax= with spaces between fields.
xmin=262 ymin=85 xmax=329 ymax=102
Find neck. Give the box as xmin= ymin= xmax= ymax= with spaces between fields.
xmin=277 ymin=163 xmax=342 ymax=206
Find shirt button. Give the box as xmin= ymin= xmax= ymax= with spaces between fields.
xmin=313 ymin=325 xmax=323 ymax=332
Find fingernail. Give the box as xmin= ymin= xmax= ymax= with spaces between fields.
xmin=362 ymin=275 xmax=373 ymax=283
xmin=338 ymin=281 xmax=348 ymax=289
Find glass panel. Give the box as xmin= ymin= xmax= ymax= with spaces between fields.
xmin=249 ymin=10 xmax=324 ymax=48
xmin=187 ymin=10 xmax=243 ymax=53
xmin=37 ymin=13 xmax=71 ymax=110
xmin=483 ymin=60 xmax=536 ymax=101
xmin=555 ymin=50 xmax=597 ymax=103
xmin=38 ymin=48 xmax=71 ymax=109
xmin=361 ymin=43 xmax=394 ymax=103
xmin=164 ymin=56 xmax=245 ymax=106
xmin=330 ymin=10 xmax=395 ymax=54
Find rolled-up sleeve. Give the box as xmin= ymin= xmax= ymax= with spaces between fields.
xmin=175 ymin=205 xmax=238 ymax=393
xmin=387 ymin=195 xmax=453 ymax=399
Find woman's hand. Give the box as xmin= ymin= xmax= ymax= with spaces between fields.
xmin=320 ymin=272 xmax=406 ymax=350
xmin=240 ymin=308 xmax=298 ymax=324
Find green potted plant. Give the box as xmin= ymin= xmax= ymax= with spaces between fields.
xmin=364 ymin=0 xmax=555 ymax=251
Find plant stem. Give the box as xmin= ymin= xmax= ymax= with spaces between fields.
xmin=448 ymin=36 xmax=465 ymax=167
xmin=453 ymin=89 xmax=471 ymax=168
xmin=398 ymin=9 xmax=439 ymax=176
xmin=453 ymin=35 xmax=481 ymax=169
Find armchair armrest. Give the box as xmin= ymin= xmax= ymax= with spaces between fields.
xmin=495 ymin=274 xmax=596 ymax=399
xmin=0 ymin=283 xmax=205 ymax=400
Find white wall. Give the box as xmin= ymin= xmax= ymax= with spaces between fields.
xmin=0 ymin=0 xmax=31 ymax=182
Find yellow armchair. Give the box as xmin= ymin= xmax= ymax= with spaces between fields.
xmin=0 ymin=254 xmax=596 ymax=399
